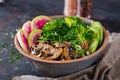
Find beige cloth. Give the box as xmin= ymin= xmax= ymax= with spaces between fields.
xmin=12 ymin=33 xmax=120 ymax=80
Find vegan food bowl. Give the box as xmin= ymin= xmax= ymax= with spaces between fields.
xmin=14 ymin=15 xmax=109 ymax=77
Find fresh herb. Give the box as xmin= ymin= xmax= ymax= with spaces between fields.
xmin=2 ymin=42 xmax=8 ymax=47
xmin=8 ymin=54 xmax=22 ymax=63
xmin=8 ymin=48 xmax=23 ymax=63
xmin=10 ymin=48 xmax=16 ymax=54
xmin=65 ymin=16 xmax=85 ymax=27
xmin=40 ymin=18 xmax=70 ymax=43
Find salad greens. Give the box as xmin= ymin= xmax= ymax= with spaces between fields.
xmin=90 ymin=21 xmax=103 ymax=47
xmin=39 ymin=16 xmax=103 ymax=57
xmin=40 ymin=18 xmax=70 ymax=43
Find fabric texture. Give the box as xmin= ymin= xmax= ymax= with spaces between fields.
xmin=12 ymin=33 xmax=120 ymax=80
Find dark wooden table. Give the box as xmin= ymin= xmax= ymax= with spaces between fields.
xmin=0 ymin=0 xmax=120 ymax=80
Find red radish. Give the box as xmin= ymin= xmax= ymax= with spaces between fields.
xmin=31 ymin=15 xmax=50 ymax=30
xmin=17 ymin=29 xmax=29 ymax=53
xmin=22 ymin=21 xmax=31 ymax=38
xmin=28 ymin=30 xmax=42 ymax=47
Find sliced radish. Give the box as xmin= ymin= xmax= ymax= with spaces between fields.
xmin=17 ymin=29 xmax=29 ymax=53
xmin=28 ymin=30 xmax=42 ymax=47
xmin=22 ymin=21 xmax=31 ymax=38
xmin=31 ymin=15 xmax=50 ymax=30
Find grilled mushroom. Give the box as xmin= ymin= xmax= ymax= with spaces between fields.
xmin=63 ymin=46 xmax=75 ymax=60
xmin=53 ymin=42 xmax=70 ymax=48
xmin=45 ymin=48 xmax=63 ymax=60
xmin=37 ymin=41 xmax=50 ymax=49
xmin=31 ymin=41 xmax=76 ymax=60
xmin=30 ymin=45 xmax=40 ymax=55
xmin=82 ymin=41 xmax=89 ymax=50
xmin=41 ymin=44 xmax=54 ymax=54
xmin=37 ymin=51 xmax=43 ymax=57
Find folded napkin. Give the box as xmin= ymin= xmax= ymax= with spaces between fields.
xmin=12 ymin=33 xmax=120 ymax=80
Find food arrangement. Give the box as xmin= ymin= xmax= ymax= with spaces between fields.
xmin=16 ymin=15 xmax=104 ymax=61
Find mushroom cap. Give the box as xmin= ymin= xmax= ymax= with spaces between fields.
xmin=63 ymin=46 xmax=76 ymax=60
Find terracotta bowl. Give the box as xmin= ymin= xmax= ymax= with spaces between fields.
xmin=14 ymin=15 xmax=109 ymax=77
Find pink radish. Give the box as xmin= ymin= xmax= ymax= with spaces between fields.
xmin=31 ymin=15 xmax=50 ymax=30
xmin=17 ymin=29 xmax=29 ymax=53
xmin=22 ymin=21 xmax=31 ymax=38
xmin=28 ymin=30 xmax=42 ymax=47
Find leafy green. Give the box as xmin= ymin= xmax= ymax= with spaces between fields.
xmin=2 ymin=42 xmax=8 ymax=47
xmin=64 ymin=27 xmax=77 ymax=42
xmin=67 ymin=25 xmax=95 ymax=56
xmin=39 ymin=16 xmax=104 ymax=57
xmin=40 ymin=18 xmax=70 ymax=43
xmin=8 ymin=48 xmax=23 ymax=63
xmin=8 ymin=54 xmax=22 ymax=63
xmin=65 ymin=16 xmax=85 ymax=27
xmin=88 ymin=27 xmax=100 ymax=53
xmin=10 ymin=48 xmax=16 ymax=54
xmin=90 ymin=21 xmax=103 ymax=47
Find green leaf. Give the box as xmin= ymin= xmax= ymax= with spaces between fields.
xmin=2 ymin=42 xmax=7 ymax=47
xmin=90 ymin=21 xmax=103 ymax=47
xmin=10 ymin=48 xmax=16 ymax=54
xmin=8 ymin=54 xmax=22 ymax=64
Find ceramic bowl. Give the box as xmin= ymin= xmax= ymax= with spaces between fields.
xmin=14 ymin=15 xmax=109 ymax=77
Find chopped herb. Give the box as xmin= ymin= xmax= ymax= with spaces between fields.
xmin=8 ymin=56 xmax=15 ymax=63
xmin=2 ymin=42 xmax=8 ymax=47
xmin=10 ymin=48 xmax=16 ymax=54
xmin=8 ymin=54 xmax=22 ymax=63
xmin=8 ymin=48 xmax=23 ymax=63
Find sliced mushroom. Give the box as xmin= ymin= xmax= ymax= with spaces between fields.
xmin=45 ymin=48 xmax=63 ymax=60
xmin=82 ymin=41 xmax=89 ymax=50
xmin=37 ymin=41 xmax=50 ymax=49
xmin=37 ymin=52 xmax=42 ymax=57
xmin=67 ymin=46 xmax=76 ymax=58
xmin=63 ymin=46 xmax=76 ymax=60
xmin=41 ymin=44 xmax=54 ymax=54
xmin=30 ymin=45 xmax=40 ymax=55
xmin=53 ymin=42 xmax=60 ymax=47
xmin=53 ymin=42 xmax=70 ymax=48
xmin=30 ymin=41 xmax=76 ymax=60
xmin=37 ymin=42 xmax=44 ymax=49
xmin=41 ymin=53 xmax=54 ymax=58
xmin=58 ymin=54 xmax=66 ymax=61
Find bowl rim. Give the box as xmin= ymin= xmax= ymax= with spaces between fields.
xmin=14 ymin=15 xmax=109 ymax=64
